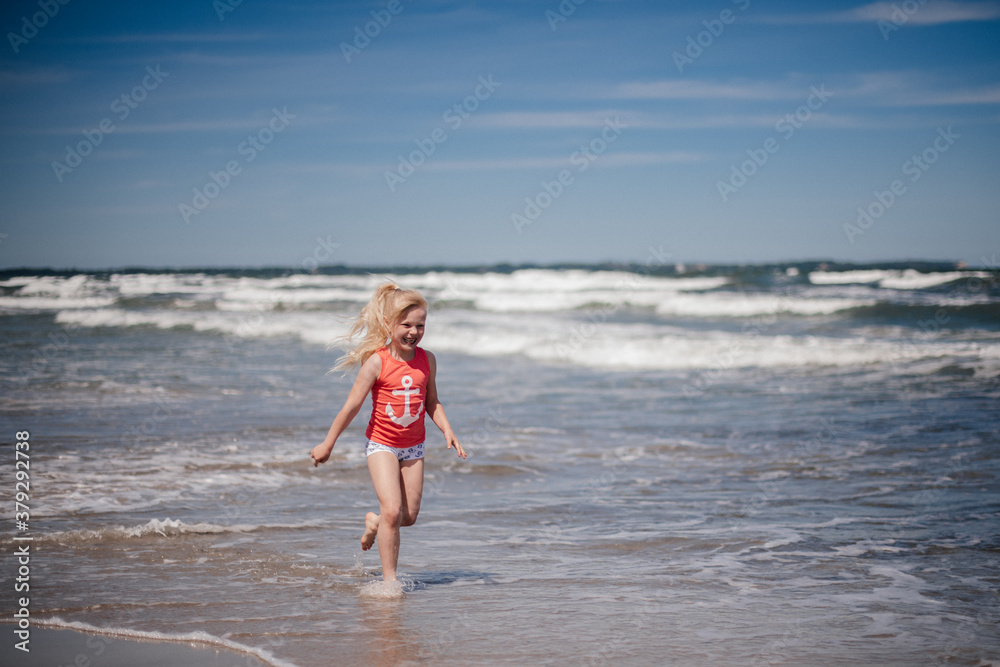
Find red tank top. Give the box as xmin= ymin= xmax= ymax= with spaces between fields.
xmin=365 ymin=347 xmax=429 ymax=447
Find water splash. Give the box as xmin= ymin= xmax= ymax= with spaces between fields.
xmin=359 ymin=579 xmax=405 ymax=600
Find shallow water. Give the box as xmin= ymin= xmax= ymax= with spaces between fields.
xmin=1 ymin=266 xmax=999 ymax=665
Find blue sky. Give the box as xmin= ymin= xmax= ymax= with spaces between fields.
xmin=1 ymin=0 xmax=998 ymax=269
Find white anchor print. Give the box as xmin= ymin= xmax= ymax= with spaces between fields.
xmin=386 ymin=375 xmax=423 ymax=427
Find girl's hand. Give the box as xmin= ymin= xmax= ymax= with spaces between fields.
xmin=445 ymin=431 xmax=466 ymax=459
xmin=311 ymin=443 xmax=333 ymax=467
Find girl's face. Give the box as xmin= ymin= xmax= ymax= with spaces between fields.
xmin=389 ymin=306 xmax=426 ymax=355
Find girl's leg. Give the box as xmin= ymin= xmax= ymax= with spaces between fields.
xmin=365 ymin=453 xmax=424 ymax=581
xmin=363 ymin=452 xmax=400 ymax=563
xmin=398 ymin=457 xmax=424 ymax=527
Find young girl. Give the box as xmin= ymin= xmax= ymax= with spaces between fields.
xmin=310 ymin=282 xmax=465 ymax=584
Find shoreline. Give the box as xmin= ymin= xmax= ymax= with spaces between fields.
xmin=0 ymin=623 xmax=293 ymax=667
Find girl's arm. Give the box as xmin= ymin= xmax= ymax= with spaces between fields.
xmin=424 ymin=351 xmax=466 ymax=459
xmin=310 ymin=354 xmax=381 ymax=467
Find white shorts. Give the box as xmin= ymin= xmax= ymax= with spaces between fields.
xmin=365 ymin=439 xmax=424 ymax=461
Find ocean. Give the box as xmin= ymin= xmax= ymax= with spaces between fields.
xmin=1 ymin=261 xmax=999 ymax=665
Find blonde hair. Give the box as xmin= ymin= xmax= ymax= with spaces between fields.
xmin=332 ymin=282 xmax=427 ymax=372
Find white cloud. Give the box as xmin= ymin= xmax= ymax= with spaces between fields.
xmin=848 ymin=72 xmax=1000 ymax=105
xmin=0 ymin=66 xmax=73 ymax=88
xmin=888 ymin=83 xmax=1000 ymax=105
xmin=423 ymin=152 xmax=708 ymax=171
xmin=472 ymin=111 xmax=630 ymax=128
xmin=848 ymin=0 xmax=1000 ymax=24
xmin=610 ymin=80 xmax=801 ymax=101
xmin=63 ymin=32 xmax=272 ymax=44
xmin=606 ymin=73 xmax=1000 ymax=110
xmin=756 ymin=0 xmax=1000 ymax=25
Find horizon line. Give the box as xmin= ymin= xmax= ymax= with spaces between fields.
xmin=0 ymin=258 xmax=981 ymax=275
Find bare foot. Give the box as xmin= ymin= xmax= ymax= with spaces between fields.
xmin=361 ymin=512 xmax=379 ymax=551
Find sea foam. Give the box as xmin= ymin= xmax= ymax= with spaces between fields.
xmin=36 ymin=617 xmax=299 ymax=667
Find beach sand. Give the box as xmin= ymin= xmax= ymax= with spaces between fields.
xmin=1 ymin=625 xmax=271 ymax=666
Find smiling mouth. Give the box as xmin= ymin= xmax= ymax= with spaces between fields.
xmin=402 ymin=335 xmax=418 ymax=345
